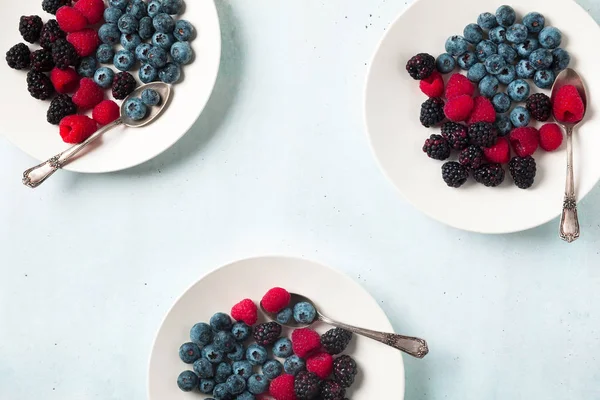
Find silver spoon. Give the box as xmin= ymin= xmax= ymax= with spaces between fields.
xmin=22 ymin=82 xmax=172 ymax=188
xmin=261 ymin=293 xmax=429 ymax=359
xmin=551 ymin=68 xmax=587 ymax=243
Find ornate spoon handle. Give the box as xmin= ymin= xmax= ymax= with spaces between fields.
xmin=559 ymin=127 xmax=580 ymax=242
xmin=318 ymin=314 xmax=429 ymax=358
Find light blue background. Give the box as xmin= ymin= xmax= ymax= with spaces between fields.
xmin=2 ymin=0 xmax=600 ymax=399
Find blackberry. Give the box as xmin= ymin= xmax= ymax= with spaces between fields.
xmin=294 ymin=371 xmax=321 ymax=399
xmin=112 ymin=72 xmax=137 ymax=99
xmin=321 ymin=328 xmax=352 ymax=355
xmin=420 ymin=97 xmax=445 ymax=128
xmin=42 ymin=0 xmax=70 ymax=15
xmin=406 ymin=53 xmax=436 ymax=80
xmin=442 ymin=161 xmax=469 ymax=188
xmin=51 ymin=38 xmax=79 ymax=69
xmin=31 ymin=49 xmax=54 ymax=72
xmin=19 ymin=16 xmax=43 ymax=43
xmin=6 ymin=43 xmax=31 ymax=70
xmin=422 ymin=134 xmax=450 ymax=161
xmin=509 ymin=156 xmax=536 ymax=189
xmin=468 ymin=122 xmax=497 ymax=147
xmin=526 ymin=93 xmax=552 ymax=122
xmin=26 ymin=70 xmax=54 ymax=100
xmin=333 ymin=355 xmax=358 ymax=388
xmin=40 ymin=20 xmax=66 ymax=50
xmin=458 ymin=145 xmax=484 ymax=170
xmin=473 ymin=163 xmax=505 ymax=187
xmin=320 ymin=380 xmax=346 ymax=400
xmin=47 ymin=94 xmax=76 ymax=124
xmin=253 ymin=322 xmax=282 ymax=346
xmin=441 ymin=122 xmax=469 ymax=150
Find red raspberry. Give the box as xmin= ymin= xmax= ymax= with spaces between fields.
xmin=73 ymin=0 xmax=105 ymax=25
xmin=230 ymin=298 xmax=258 ymax=326
xmin=467 ymin=96 xmax=496 ymax=124
xmin=59 ymin=115 xmax=97 ymax=144
xmin=92 ymin=100 xmax=120 ymax=126
xmin=56 ymin=6 xmax=88 ymax=33
xmin=306 ymin=351 xmax=333 ymax=379
xmin=292 ymin=328 xmax=321 ymax=358
xmin=483 ymin=137 xmax=510 ymax=164
xmin=444 ymin=95 xmax=474 ymax=122
xmin=67 ymin=29 xmax=100 ymax=57
xmin=50 ymin=67 xmax=80 ymax=94
xmin=261 ymin=288 xmax=290 ymax=313
xmin=539 ymin=123 xmax=563 ymax=151
xmin=510 ymin=127 xmax=539 ymax=157
xmin=419 ymin=71 xmax=444 ymax=98
xmin=445 ymin=73 xmax=474 ymax=99
xmin=73 ymin=78 xmax=104 ymax=110
xmin=269 ymin=374 xmax=297 ymax=400
xmin=553 ymin=85 xmax=585 ymax=124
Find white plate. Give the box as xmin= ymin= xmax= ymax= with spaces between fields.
xmin=148 ymin=256 xmax=405 ymax=400
xmin=0 ymin=0 xmax=221 ymax=173
xmin=365 ymin=0 xmax=600 ymax=233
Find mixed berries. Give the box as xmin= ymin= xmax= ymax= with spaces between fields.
xmin=177 ymin=287 xmax=359 ymax=399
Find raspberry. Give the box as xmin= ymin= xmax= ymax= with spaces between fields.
xmin=483 ymin=137 xmax=510 ymax=164
xmin=269 ymin=374 xmax=297 ymax=400
xmin=230 ymin=298 xmax=258 ymax=325
xmin=539 ymin=123 xmax=563 ymax=151
xmin=467 ymin=96 xmax=496 ymax=124
xmin=445 ymin=73 xmax=475 ymax=99
xmin=56 ymin=6 xmax=88 ymax=33
xmin=73 ymin=78 xmax=104 ymax=109
xmin=92 ymin=100 xmax=120 ymax=125
xmin=261 ymin=287 xmax=291 ymax=313
xmin=444 ymin=95 xmax=474 ymax=122
xmin=510 ymin=127 xmax=539 ymax=157
xmin=50 ymin=67 xmax=80 ymax=93
xmin=67 ymin=29 xmax=100 ymax=57
xmin=419 ymin=71 xmax=444 ymax=98
xmin=74 ymin=0 xmax=105 ymax=24
xmin=306 ymin=352 xmax=333 ymax=379
xmin=59 ymin=115 xmax=97 ymax=144
xmin=553 ymin=85 xmax=585 ymax=124
xmin=291 ymin=328 xmax=321 ymax=358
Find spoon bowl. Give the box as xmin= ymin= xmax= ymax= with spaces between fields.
xmin=122 ymin=82 xmax=172 ymax=128
xmin=260 ymin=292 xmax=318 ymax=329
xmin=551 ymin=68 xmax=588 ymax=129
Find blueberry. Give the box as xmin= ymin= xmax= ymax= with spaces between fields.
xmin=497 ymin=65 xmax=516 ymax=85
xmin=109 ymin=0 xmax=128 ymax=10
xmin=227 ymin=342 xmax=245 ymax=361
xmin=457 ymin=51 xmax=477 ymax=70
xmin=141 ymin=88 xmax=161 ymax=106
xmin=193 ymin=358 xmax=215 ymax=378
xmin=124 ymin=98 xmax=148 ymax=120
xmin=202 ymin=344 xmax=225 ymax=364
xmin=539 ymin=27 xmax=562 ymax=49
xmin=506 ymin=24 xmax=528 ymax=44
xmin=232 ymin=360 xmax=253 ymax=380
xmin=262 ymin=360 xmax=283 ymax=380
xmin=118 ymin=14 xmax=138 ymax=34
xmin=496 ymin=114 xmax=513 ymax=136
xmin=436 ymin=53 xmax=455 ymax=74
xmin=199 ymin=379 xmax=216 ymax=394
xmin=153 ymin=13 xmax=175 ymax=33
xmin=463 ymin=23 xmax=483 ymax=44
xmin=495 ymin=5 xmax=516 ymax=27
xmin=293 ymin=302 xmax=316 ymax=324
xmin=477 ymin=12 xmax=498 ymax=30
xmin=174 ymin=20 xmax=195 ymax=42
xmin=551 ymin=48 xmax=571 ymax=71
xmin=484 ymin=54 xmax=506 ymax=75
xmin=488 ymin=26 xmax=506 ymax=44
xmin=445 ymin=35 xmax=469 ymax=57
xmin=515 ymin=39 xmax=539 ymax=59
xmin=179 ymin=342 xmax=201 ymax=364
xmin=138 ymin=63 xmax=158 ymax=83
xmin=99 ymin=23 xmax=120 ymax=45
xmin=479 ymin=75 xmax=499 ymax=98
xmin=523 ymin=12 xmax=545 ymax=34
xmin=215 ymin=362 xmax=233 ymax=383
xmin=161 ymin=0 xmax=183 ymax=15
xmin=246 ymin=344 xmax=267 ymax=366
xmin=237 ymin=392 xmax=255 ymax=400
xmin=121 ymin=33 xmax=141 ymax=51
xmin=158 ymin=62 xmax=181 ymax=83
xmin=467 ymin=63 xmax=487 ymax=83
xmin=94 ymin=67 xmax=115 ymax=88
xmin=126 ymin=0 xmax=147 ymax=20
xmin=213 ymin=331 xmax=236 ymax=353
xmin=226 ymin=374 xmax=246 ymax=395
xmin=283 ymin=355 xmax=306 ymax=376
xmin=135 ymin=43 xmax=153 ymax=62
xmin=77 ymin=56 xmax=97 ymax=77
xmin=510 ymin=106 xmax=531 ymax=128
xmin=497 ymin=43 xmax=517 ymax=64
xmin=507 ymin=79 xmax=530 ymax=102
xmin=170 ymin=41 xmax=193 ymax=65
xmin=516 ymin=59 xmax=535 ymax=79
xmin=492 ymin=93 xmax=511 ymax=113
xmin=213 ymin=383 xmax=231 ymax=400
xmin=529 ymin=48 xmax=553 ymax=70
xmin=247 ymin=374 xmax=269 ymax=395
xmin=273 ymin=337 xmax=293 ymax=358
xmin=147 ymin=1 xmax=162 ymax=18
xmin=190 ymin=322 xmax=213 ymax=346
xmin=113 ymin=50 xmax=136 ymax=71
xmin=177 ymin=371 xmax=198 ymax=392
xmin=534 ymin=69 xmax=556 ymax=89
xmin=152 ymin=32 xmax=175 ymax=49
xmin=138 ymin=16 xmax=155 ymax=40
xmin=104 ymin=7 xmax=123 ymax=23
xmin=96 ymin=44 xmax=115 ymax=63
xmin=276 ymin=308 xmax=293 ymax=325
xmin=476 ymin=40 xmax=497 ymax=62
xmin=210 ymin=313 xmax=232 ymax=331
xmin=231 ymin=322 xmax=251 ymax=342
